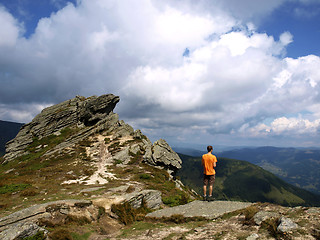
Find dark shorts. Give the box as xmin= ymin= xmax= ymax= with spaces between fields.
xmin=203 ymin=174 xmax=215 ymax=186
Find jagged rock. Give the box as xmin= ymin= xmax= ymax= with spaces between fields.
xmin=0 ymin=199 xmax=95 ymax=240
xmin=0 ymin=200 xmax=92 ymax=229
xmin=143 ymin=139 xmax=182 ymax=172
xmin=113 ymin=147 xmax=131 ymax=164
xmin=78 ymin=94 xmax=119 ymax=126
xmin=277 ymin=216 xmax=299 ymax=233
xmin=3 ymin=94 xmax=119 ymax=162
xmin=127 ymin=190 xmax=162 ymax=209
xmin=112 ymin=120 xmax=134 ymax=138
xmin=0 ymin=222 xmax=47 ymax=240
xmin=246 ymin=233 xmax=259 ymax=240
xmin=253 ymin=211 xmax=280 ymax=225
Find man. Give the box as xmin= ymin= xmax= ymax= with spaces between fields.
xmin=202 ymin=145 xmax=217 ymax=201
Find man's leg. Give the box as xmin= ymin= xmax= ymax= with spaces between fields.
xmin=207 ymin=175 xmax=215 ymax=201
xmin=208 ymin=185 xmax=213 ymax=196
xmin=203 ymin=175 xmax=208 ymax=201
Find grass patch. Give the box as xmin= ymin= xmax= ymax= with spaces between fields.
xmin=22 ymin=231 xmax=46 ymax=240
xmin=48 ymin=229 xmax=73 ymax=240
xmin=139 ymin=173 xmax=151 ymax=180
xmin=0 ymin=183 xmax=30 ymax=194
xmin=111 ymin=199 xmax=150 ymax=225
xmin=129 ymin=150 xmax=143 ymax=165
xmin=108 ymin=141 xmax=121 ymax=153
xmin=242 ymin=205 xmax=259 ymax=225
xmin=70 ymin=231 xmax=92 ymax=240
xmin=162 ymin=191 xmax=189 ymax=207
xmin=155 ymin=214 xmax=208 ymax=224
xmin=260 ymin=217 xmax=290 ymax=240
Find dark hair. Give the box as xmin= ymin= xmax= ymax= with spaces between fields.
xmin=207 ymin=145 xmax=213 ymax=152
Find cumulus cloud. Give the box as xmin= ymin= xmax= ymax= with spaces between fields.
xmin=0 ymin=6 xmax=22 ymax=46
xmin=0 ymin=0 xmax=319 ymax=147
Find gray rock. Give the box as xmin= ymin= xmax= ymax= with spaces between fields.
xmin=144 ymin=139 xmax=182 ymax=172
xmin=246 ymin=233 xmax=259 ymax=240
xmin=253 ymin=211 xmax=280 ymax=225
xmin=0 ymin=222 xmax=47 ymax=240
xmin=0 ymin=199 xmax=92 ymax=231
xmin=127 ymin=190 xmax=162 ymax=210
xmin=306 ymin=208 xmax=320 ymax=214
xmin=146 ymin=200 xmax=253 ymax=219
xmin=129 ymin=144 xmax=141 ymax=155
xmin=3 ymin=94 xmax=119 ymax=162
xmin=112 ymin=147 xmax=130 ymax=164
xmin=277 ymin=216 xmax=298 ymax=233
xmin=78 ymin=94 xmax=119 ymax=126
xmin=112 ymin=120 xmax=134 ymax=138
xmin=133 ymin=129 xmax=143 ymax=139
xmin=0 ymin=199 xmax=94 ymax=240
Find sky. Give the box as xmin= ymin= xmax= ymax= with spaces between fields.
xmin=0 ymin=0 xmax=320 ymax=149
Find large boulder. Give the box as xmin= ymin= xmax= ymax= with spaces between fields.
xmin=3 ymin=94 xmax=119 ymax=162
xmin=143 ymin=139 xmax=182 ymax=172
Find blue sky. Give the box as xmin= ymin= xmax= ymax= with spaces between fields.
xmin=1 ymin=0 xmax=77 ymax=37
xmin=0 ymin=0 xmax=320 ymax=148
xmin=259 ymin=1 xmax=320 ymax=58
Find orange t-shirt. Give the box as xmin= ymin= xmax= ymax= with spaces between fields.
xmin=202 ymin=153 xmax=217 ymax=175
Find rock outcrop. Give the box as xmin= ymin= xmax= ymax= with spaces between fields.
xmin=3 ymin=94 xmax=182 ymax=174
xmin=3 ymin=94 xmax=119 ymax=162
xmin=0 ymin=93 xmax=189 ymax=240
xmin=143 ymin=139 xmax=182 ymax=172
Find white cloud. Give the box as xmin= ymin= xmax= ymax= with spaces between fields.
xmin=249 ymin=117 xmax=320 ymax=136
xmin=0 ymin=6 xmax=22 ymax=47
xmin=0 ymin=0 xmax=320 ymax=147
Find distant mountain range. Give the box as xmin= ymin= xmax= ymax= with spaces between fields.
xmin=177 ymin=153 xmax=320 ymax=206
xmin=218 ymin=146 xmax=320 ymax=195
xmin=0 ymin=120 xmax=23 ymax=156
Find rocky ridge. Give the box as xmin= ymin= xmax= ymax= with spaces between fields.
xmin=3 ymin=94 xmax=181 ymax=172
xmin=0 ymin=94 xmax=185 ymax=239
xmin=118 ymin=201 xmax=320 ymax=240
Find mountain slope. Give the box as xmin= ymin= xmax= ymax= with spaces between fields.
xmin=219 ymin=146 xmax=320 ymax=195
xmin=0 ymin=94 xmax=192 ymax=218
xmin=177 ymin=153 xmax=320 ymax=206
xmin=0 ymin=120 xmax=23 ymax=156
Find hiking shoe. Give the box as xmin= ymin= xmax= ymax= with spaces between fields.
xmin=207 ymin=196 xmax=215 ymax=202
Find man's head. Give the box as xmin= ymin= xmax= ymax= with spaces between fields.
xmin=207 ymin=145 xmax=213 ymax=152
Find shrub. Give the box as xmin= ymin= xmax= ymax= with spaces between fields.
xmin=48 ymin=229 xmax=73 ymax=240
xmin=20 ymin=188 xmax=39 ymax=197
xmin=242 ymin=205 xmax=259 ymax=225
xmin=22 ymin=231 xmax=46 ymax=240
xmin=260 ymin=217 xmax=289 ymax=239
xmin=111 ymin=202 xmax=137 ymax=225
xmin=139 ymin=173 xmax=151 ymax=180
xmin=0 ymin=183 xmax=30 ymax=194
xmin=162 ymin=192 xmax=190 ymax=207
xmin=111 ymin=200 xmax=150 ymax=225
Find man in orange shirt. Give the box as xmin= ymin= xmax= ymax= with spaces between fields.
xmin=202 ymin=145 xmax=217 ymax=201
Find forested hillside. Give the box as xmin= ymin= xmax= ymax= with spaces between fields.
xmin=177 ymin=153 xmax=320 ymax=207
xmin=219 ymin=147 xmax=320 ymax=195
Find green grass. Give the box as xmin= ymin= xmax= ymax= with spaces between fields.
xmin=22 ymin=231 xmax=46 ymax=240
xmin=0 ymin=183 xmax=30 ymax=194
xmin=70 ymin=232 xmax=92 ymax=240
